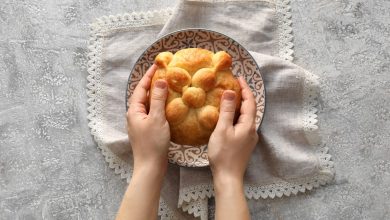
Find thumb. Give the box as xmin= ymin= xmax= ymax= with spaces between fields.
xmin=149 ymin=80 xmax=168 ymax=118
xmin=216 ymin=90 xmax=237 ymax=129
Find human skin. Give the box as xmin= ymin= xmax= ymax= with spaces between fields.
xmin=116 ymin=64 xmax=170 ymax=220
xmin=208 ymin=77 xmax=258 ymax=220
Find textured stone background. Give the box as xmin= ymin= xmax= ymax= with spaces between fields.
xmin=0 ymin=0 xmax=389 ymax=219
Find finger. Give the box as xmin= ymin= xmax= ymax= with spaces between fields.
xmin=215 ymin=90 xmax=237 ymax=129
xmin=149 ymin=79 xmax=168 ymax=119
xmin=128 ymin=64 xmax=158 ymax=113
xmin=236 ymin=76 xmax=257 ymax=125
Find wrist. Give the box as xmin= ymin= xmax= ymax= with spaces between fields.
xmin=126 ymin=160 xmax=167 ymax=199
xmin=213 ymin=172 xmax=244 ymax=195
xmin=133 ymin=159 xmax=168 ymax=179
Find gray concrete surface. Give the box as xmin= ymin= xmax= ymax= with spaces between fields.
xmin=0 ymin=0 xmax=389 ymax=219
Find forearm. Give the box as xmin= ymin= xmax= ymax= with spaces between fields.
xmin=116 ymin=163 xmax=166 ymax=220
xmin=213 ymin=175 xmax=250 ymax=220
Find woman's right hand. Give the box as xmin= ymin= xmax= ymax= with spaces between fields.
xmin=207 ymin=76 xmax=258 ymax=220
xmin=208 ymin=76 xmax=258 ymax=182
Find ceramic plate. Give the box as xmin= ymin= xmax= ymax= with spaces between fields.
xmin=126 ymin=29 xmax=265 ymax=167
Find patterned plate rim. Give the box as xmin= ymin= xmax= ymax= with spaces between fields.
xmin=125 ymin=28 xmax=266 ymax=167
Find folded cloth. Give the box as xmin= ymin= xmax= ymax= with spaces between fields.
xmin=86 ymin=0 xmax=335 ymax=219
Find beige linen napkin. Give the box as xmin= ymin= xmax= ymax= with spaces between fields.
xmin=87 ymin=0 xmax=335 ymax=219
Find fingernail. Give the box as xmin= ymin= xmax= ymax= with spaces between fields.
xmin=155 ymin=80 xmax=167 ymax=89
xmin=223 ymin=91 xmax=236 ymax=101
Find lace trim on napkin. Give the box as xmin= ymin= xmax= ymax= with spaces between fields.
xmin=87 ymin=8 xmax=176 ymax=220
xmin=276 ymin=0 xmax=294 ymax=61
xmin=181 ymin=197 xmax=209 ymax=219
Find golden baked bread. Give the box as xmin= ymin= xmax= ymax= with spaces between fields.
xmin=150 ymin=48 xmax=241 ymax=146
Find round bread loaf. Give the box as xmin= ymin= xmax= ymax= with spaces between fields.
xmin=150 ymin=48 xmax=241 ymax=146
